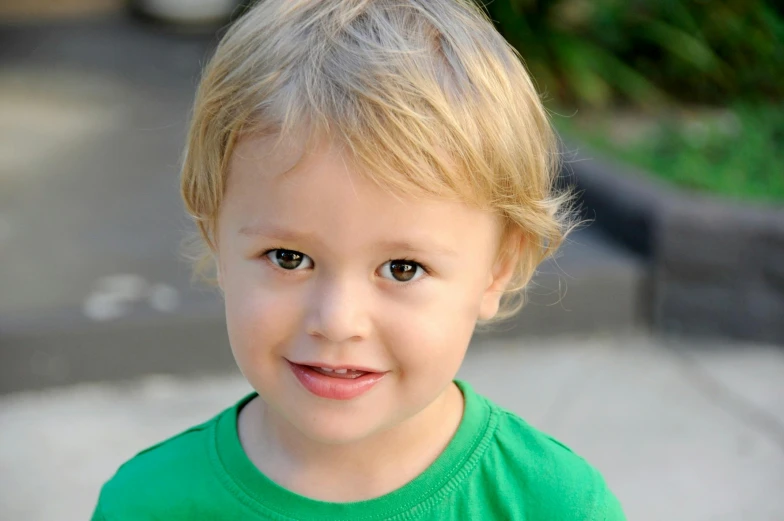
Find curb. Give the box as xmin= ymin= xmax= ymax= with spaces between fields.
xmin=566 ymin=141 xmax=784 ymax=345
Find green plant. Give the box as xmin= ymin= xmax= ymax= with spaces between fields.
xmin=478 ymin=0 xmax=784 ymax=107
xmin=556 ymin=104 xmax=784 ymax=202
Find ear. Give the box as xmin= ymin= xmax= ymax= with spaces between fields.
xmin=478 ymin=232 xmax=524 ymax=321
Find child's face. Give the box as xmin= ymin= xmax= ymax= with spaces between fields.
xmin=217 ymin=135 xmax=515 ymax=445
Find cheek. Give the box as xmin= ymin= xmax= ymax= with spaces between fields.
xmin=384 ymin=282 xmax=480 ymax=376
xmin=223 ymin=277 xmax=301 ymax=365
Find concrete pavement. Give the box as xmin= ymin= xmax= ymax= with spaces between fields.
xmin=2 ymin=334 xmax=783 ymax=521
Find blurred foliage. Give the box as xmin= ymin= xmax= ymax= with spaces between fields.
xmin=556 ymin=104 xmax=784 ymax=202
xmin=478 ymin=0 xmax=784 ymax=107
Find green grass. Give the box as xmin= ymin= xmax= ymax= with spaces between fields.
xmin=554 ymin=104 xmax=784 ymax=203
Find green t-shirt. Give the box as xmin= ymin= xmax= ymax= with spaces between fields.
xmin=92 ymin=380 xmax=625 ymax=520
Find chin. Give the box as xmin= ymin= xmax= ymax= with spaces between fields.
xmin=289 ymin=403 xmax=395 ymax=446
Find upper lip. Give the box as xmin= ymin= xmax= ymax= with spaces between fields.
xmin=286 ymin=359 xmax=386 ymax=373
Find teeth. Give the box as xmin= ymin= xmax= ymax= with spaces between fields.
xmin=310 ymin=366 xmax=363 ymax=375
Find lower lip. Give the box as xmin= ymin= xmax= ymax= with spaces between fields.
xmin=287 ymin=361 xmax=386 ymax=400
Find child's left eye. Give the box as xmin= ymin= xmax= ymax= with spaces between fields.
xmin=379 ymin=259 xmax=426 ymax=283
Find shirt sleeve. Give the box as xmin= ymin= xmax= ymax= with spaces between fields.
xmin=597 ymin=485 xmax=627 ymax=521
xmin=90 ymin=504 xmax=108 ymax=521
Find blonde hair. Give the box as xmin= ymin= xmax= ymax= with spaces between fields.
xmin=181 ymin=0 xmax=573 ymax=325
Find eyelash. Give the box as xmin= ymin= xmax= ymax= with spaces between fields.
xmin=260 ymin=247 xmax=432 ymax=282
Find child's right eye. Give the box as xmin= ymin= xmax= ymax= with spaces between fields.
xmin=264 ymin=249 xmax=314 ymax=271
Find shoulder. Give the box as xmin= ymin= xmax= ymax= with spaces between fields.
xmin=480 ymin=399 xmax=625 ymax=520
xmin=92 ymin=401 xmax=238 ymax=520
xmin=108 ymin=416 xmax=215 ymax=485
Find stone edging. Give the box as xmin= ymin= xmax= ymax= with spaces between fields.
xmin=564 ymin=142 xmax=784 ymax=345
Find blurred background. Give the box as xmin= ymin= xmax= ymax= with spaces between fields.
xmin=0 ymin=1 xmax=782 ymax=520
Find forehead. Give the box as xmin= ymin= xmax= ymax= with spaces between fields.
xmin=227 ymin=129 xmax=470 ymax=201
xmin=222 ymin=134 xmax=502 ymax=251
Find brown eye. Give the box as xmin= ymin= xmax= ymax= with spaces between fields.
xmin=381 ymin=259 xmax=423 ymax=282
xmin=266 ymin=249 xmax=312 ymax=270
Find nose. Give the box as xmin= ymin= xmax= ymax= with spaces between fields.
xmin=305 ymin=274 xmax=371 ymax=343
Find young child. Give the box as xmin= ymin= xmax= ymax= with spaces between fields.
xmin=92 ymin=0 xmax=625 ymax=519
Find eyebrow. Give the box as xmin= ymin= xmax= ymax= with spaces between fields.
xmin=239 ymin=224 xmax=315 ymax=242
xmin=238 ymin=224 xmax=457 ymax=256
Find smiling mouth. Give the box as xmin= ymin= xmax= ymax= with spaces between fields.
xmin=286 ymin=360 xmax=387 ymax=400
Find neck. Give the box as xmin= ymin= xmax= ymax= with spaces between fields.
xmin=239 ymin=383 xmax=464 ymax=502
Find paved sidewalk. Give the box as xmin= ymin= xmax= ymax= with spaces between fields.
xmin=1 ymin=334 xmax=783 ymax=521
